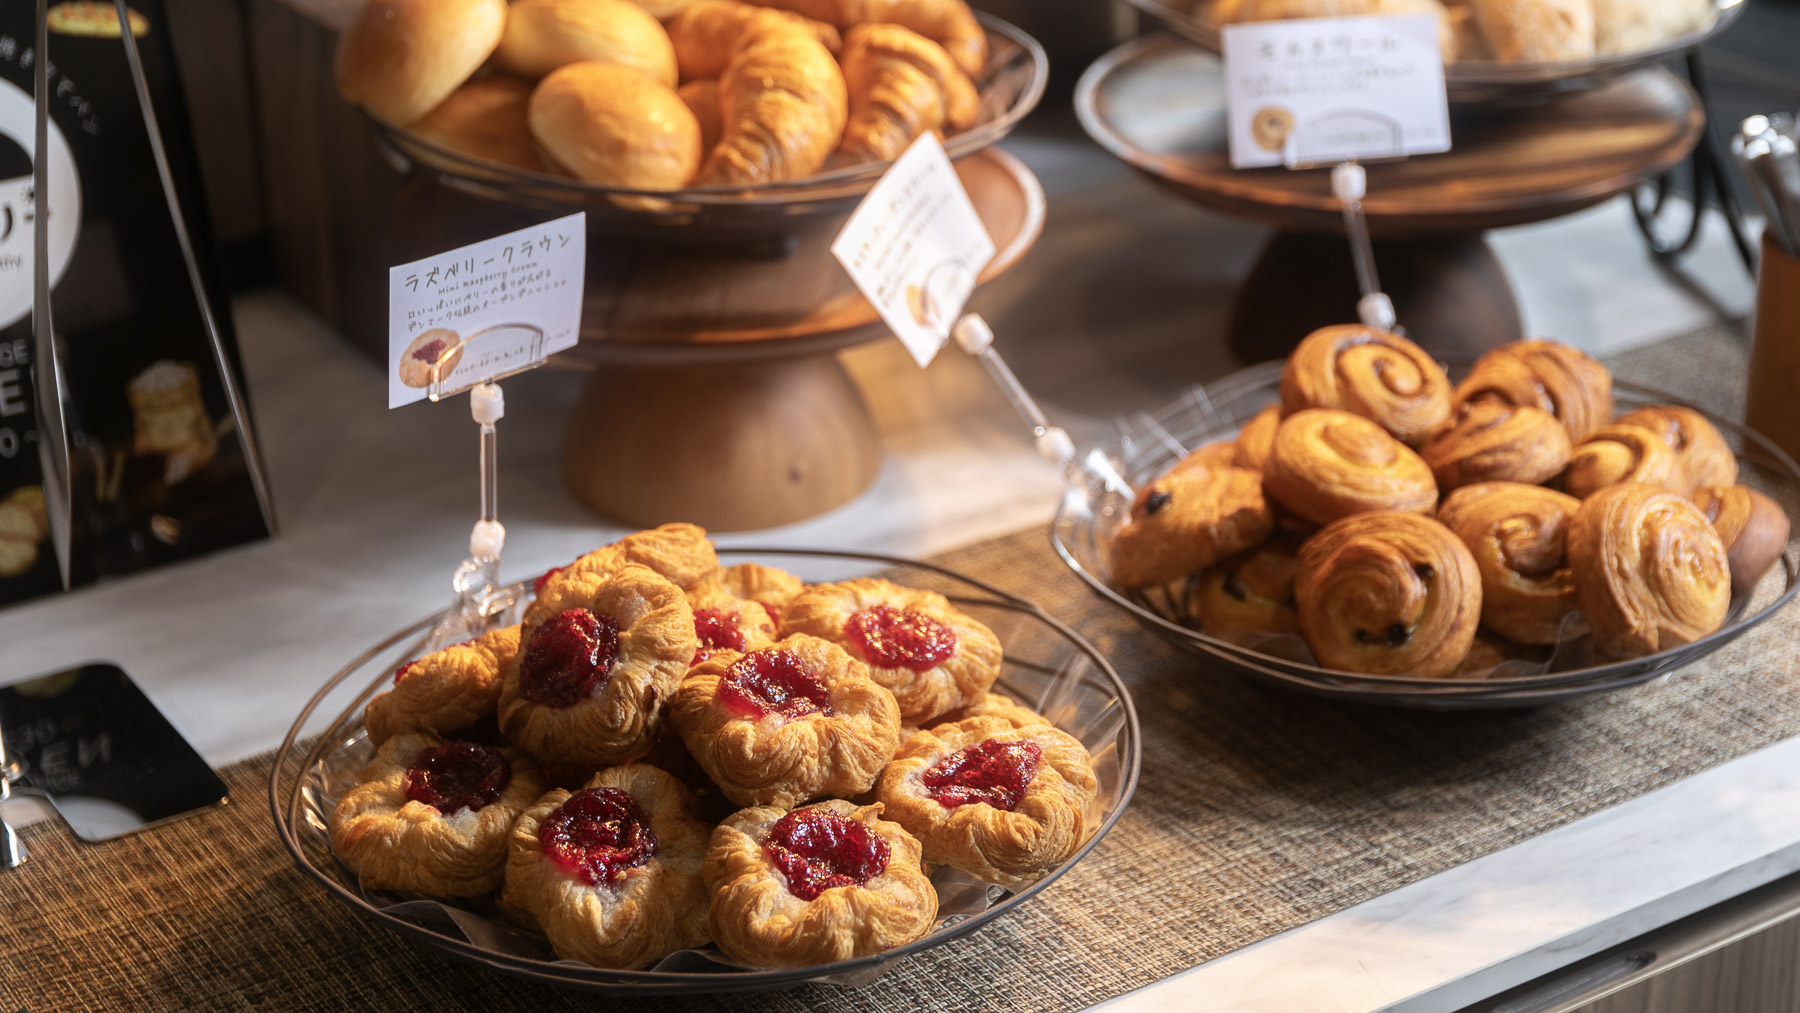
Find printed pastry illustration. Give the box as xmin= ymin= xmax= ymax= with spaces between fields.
xmin=128 ymin=361 xmax=219 ymax=485
xmin=399 ymin=328 xmax=464 ymax=389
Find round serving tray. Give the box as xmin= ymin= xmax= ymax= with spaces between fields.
xmin=370 ymin=15 xmax=1046 ymax=237
xmin=1121 ymin=0 xmax=1745 ymax=104
xmin=269 ymin=547 xmax=1140 ymax=995
xmin=1050 ymin=361 xmax=1800 ymax=710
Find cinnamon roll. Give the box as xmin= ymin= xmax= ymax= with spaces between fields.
xmin=1164 ymin=439 xmax=1240 ymax=478
xmin=1232 ymin=404 xmax=1281 ymax=472
xmin=1294 ymin=511 xmax=1482 ymax=678
xmin=1567 ymin=484 xmax=1731 ymax=659
xmin=1418 ymin=401 xmax=1572 ymax=492
xmin=1693 ymin=484 xmax=1791 ymax=595
xmin=1106 ymin=464 xmax=1274 ymax=589
xmin=1436 ymin=482 xmax=1584 ymax=645
xmin=1262 ymin=409 xmax=1438 ymax=526
xmin=1187 ymin=537 xmax=1301 ymax=636
xmin=1616 ymin=405 xmax=1738 ymax=492
xmin=1453 ymin=340 xmax=1614 ymax=442
xmin=1280 ymin=324 xmax=1453 ymax=445
xmin=1560 ymin=423 xmax=1685 ymax=499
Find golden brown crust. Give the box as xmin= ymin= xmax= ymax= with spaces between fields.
xmin=1559 ymin=422 xmax=1686 ymax=499
xmin=411 ymin=77 xmax=549 ymax=174
xmin=500 ymin=765 xmax=712 ymax=968
xmin=742 ymin=0 xmax=988 ymax=76
xmin=1452 ymin=340 xmax=1614 ymax=443
xmin=667 ymin=0 xmax=841 ymax=82
xmin=678 ymin=78 xmax=724 ymax=155
xmin=1469 ymin=0 xmax=1597 ymax=62
xmin=1616 ymin=405 xmax=1738 ymax=492
xmin=1694 ymin=485 xmax=1791 ymax=596
xmin=528 ymin=63 xmax=701 ymax=189
xmin=1279 ymin=325 xmax=1453 ymax=446
xmin=1106 ymin=465 xmax=1274 ymax=589
xmin=778 ymin=578 xmax=1002 ymax=725
xmin=703 ymin=799 xmax=937 ymax=967
xmin=669 ymin=635 xmax=902 ymax=807
xmin=929 ymin=691 xmax=1049 ymax=730
xmin=1187 ymin=538 xmax=1301 ymax=635
xmin=365 ymin=625 xmax=520 ymax=745
xmin=501 ymin=564 xmax=697 ymax=767
xmin=1233 ymin=404 xmax=1281 ymax=472
xmin=329 ymin=732 xmax=546 ymax=896
xmin=875 ymin=717 xmax=1096 ymax=885
xmin=1451 ymin=632 xmax=1551 ymax=679
xmin=1164 ymin=439 xmax=1241 ymax=479
xmin=1419 ymin=401 xmax=1572 ymax=492
xmin=838 ymin=23 xmax=978 ymax=163
xmin=685 ymin=584 xmax=779 ymax=665
xmin=1294 ymin=511 xmax=1482 ymax=678
xmin=1436 ymin=482 xmax=1584 ymax=645
xmin=334 ymin=0 xmax=507 ymax=126
xmin=1263 ymin=409 xmax=1438 ymax=526
xmin=687 ymin=562 xmax=806 ymax=622
xmin=698 ymin=26 xmax=848 ymax=184
xmin=1567 ymin=484 xmax=1730 ymax=659
xmin=495 ymin=0 xmax=678 ymax=85
xmin=530 ymin=524 xmax=719 ymax=627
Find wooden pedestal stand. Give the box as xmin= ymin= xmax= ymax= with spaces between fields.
xmin=557 ymin=149 xmax=1045 ymax=531
xmin=1076 ymin=36 xmax=1704 ymax=361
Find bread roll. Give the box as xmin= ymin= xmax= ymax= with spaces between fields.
xmin=495 ymin=0 xmax=678 ymax=87
xmin=678 ymin=79 xmax=724 ymax=156
xmin=1593 ymin=0 xmax=1711 ymax=53
xmin=1470 ymin=0 xmax=1596 ymax=62
xmin=411 ymin=77 xmax=549 ymax=173
xmin=529 ymin=63 xmax=703 ymax=188
xmin=335 ymin=0 xmax=507 ymax=126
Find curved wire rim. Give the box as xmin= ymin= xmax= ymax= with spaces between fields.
xmin=370 ymin=14 xmax=1048 ymax=207
xmin=1120 ymin=0 xmax=1743 ymax=88
xmin=267 ymin=545 xmax=1142 ymax=992
xmin=1050 ymin=363 xmax=1800 ymax=698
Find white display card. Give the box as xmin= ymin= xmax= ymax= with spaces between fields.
xmin=1221 ymin=15 xmax=1451 ymax=169
xmin=386 ymin=213 xmax=586 ymax=408
xmin=831 ymin=134 xmax=996 ymax=368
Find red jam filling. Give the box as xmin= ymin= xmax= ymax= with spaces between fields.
xmin=403 ymin=742 xmax=511 ymax=814
xmin=392 ymin=660 xmax=420 ymax=686
xmin=532 ymin=565 xmax=564 ymax=596
xmin=520 ymin=608 xmax=620 ymax=708
xmin=538 ymin=787 xmax=657 ymax=886
xmin=763 ymin=603 xmax=783 ymax=628
xmin=692 ymin=607 xmax=744 ymax=665
xmin=411 ymin=337 xmax=448 ymax=363
xmin=842 ymin=605 xmax=956 ymax=672
xmin=762 ymin=808 xmax=889 ymax=901
xmin=922 ymin=738 xmax=1043 ymax=811
xmin=717 ymin=648 xmax=833 ymax=719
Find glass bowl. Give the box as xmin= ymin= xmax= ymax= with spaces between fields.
xmin=1050 ymin=360 xmax=1800 ymax=710
xmin=1120 ymin=0 xmax=1745 ymax=105
xmin=370 ymin=15 xmax=1047 ymax=239
xmin=269 ymin=547 xmax=1140 ymax=995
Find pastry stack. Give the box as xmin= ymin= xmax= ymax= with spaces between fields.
xmin=331 ymin=524 xmax=1102 ymax=969
xmin=1106 ymin=326 xmax=1791 ymax=679
xmin=334 ymin=0 xmax=988 ymax=189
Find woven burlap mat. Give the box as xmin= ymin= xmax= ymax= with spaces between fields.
xmin=6 ymin=324 xmax=1796 ymax=1013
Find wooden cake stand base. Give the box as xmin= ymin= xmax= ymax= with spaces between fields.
xmin=559 ymin=148 xmax=1044 ymax=531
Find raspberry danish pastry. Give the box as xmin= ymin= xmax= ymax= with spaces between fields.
xmin=779 ymin=578 xmax=1002 ymax=726
xmin=670 ymin=636 xmax=902 ymax=808
xmin=501 ymin=764 xmax=712 ymax=969
xmin=704 ymin=799 xmax=937 ymax=967
xmin=329 ymin=732 xmax=545 ymax=896
xmin=686 ymin=583 xmax=779 ymax=667
xmin=364 ymin=625 xmax=519 ymax=745
xmin=877 ymin=716 xmax=1098 ymax=885
xmin=500 ymin=563 xmax=696 ymax=767
xmin=689 ymin=562 xmax=806 ymax=626
xmin=528 ymin=523 xmax=717 ymax=626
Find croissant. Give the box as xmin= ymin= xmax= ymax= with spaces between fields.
xmin=1106 ymin=464 xmax=1274 ymax=588
xmin=1261 ymin=409 xmax=1438 ymax=526
xmin=744 ymin=0 xmax=989 ymax=77
xmin=1693 ymin=485 xmax=1791 ymax=595
xmin=1187 ymin=538 xmax=1301 ymax=636
xmin=1616 ymin=405 xmax=1738 ymax=492
xmin=698 ymin=27 xmax=849 ymax=184
xmin=666 ymin=0 xmax=841 ymax=81
xmin=1418 ymin=401 xmax=1571 ymax=492
xmin=1559 ymin=423 xmax=1685 ymax=499
xmin=1233 ymin=404 xmax=1281 ymax=472
xmin=1567 ymin=484 xmax=1730 ymax=658
xmin=1279 ymin=324 xmax=1453 ymax=446
xmin=1436 ymin=482 xmax=1584 ymax=645
xmin=1294 ymin=511 xmax=1482 ymax=678
xmin=1453 ymin=340 xmax=1614 ymax=443
xmin=834 ymin=23 xmax=978 ymax=162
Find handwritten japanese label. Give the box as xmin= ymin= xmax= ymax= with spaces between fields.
xmin=386 ymin=213 xmax=585 ymax=408
xmin=831 ymin=134 xmax=994 ymax=368
xmin=1222 ymin=15 xmax=1450 ymax=169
